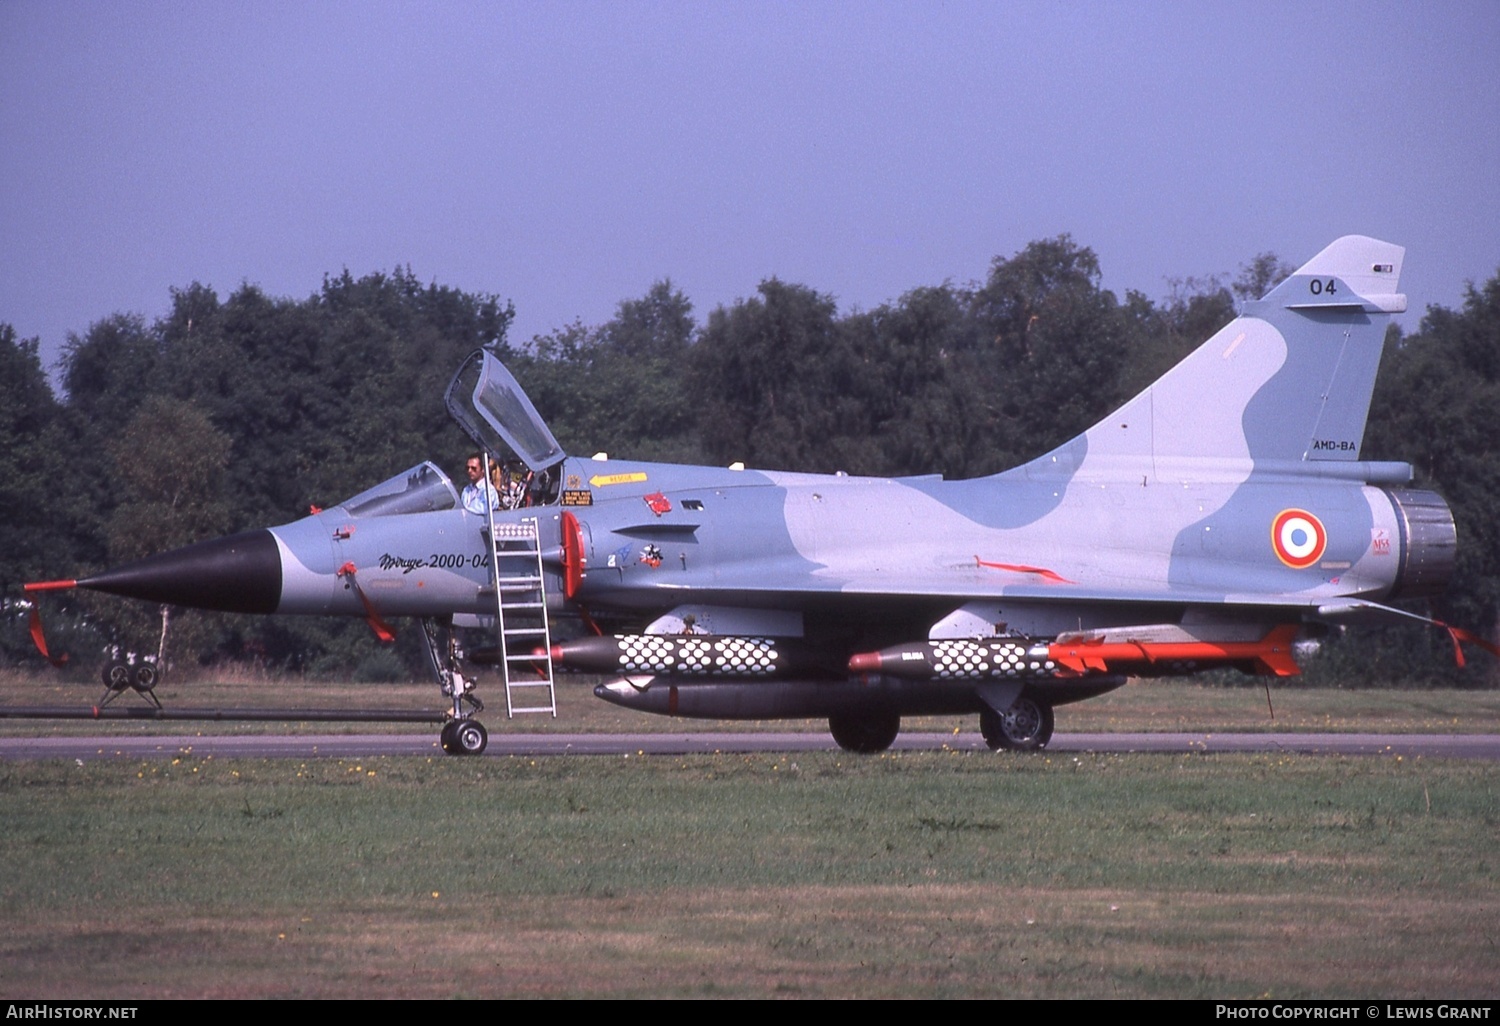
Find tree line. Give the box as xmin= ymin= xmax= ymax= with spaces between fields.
xmin=3 ymin=239 xmax=1497 ymax=686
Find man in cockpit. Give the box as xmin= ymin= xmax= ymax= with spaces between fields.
xmin=461 ymin=453 xmax=499 ymax=514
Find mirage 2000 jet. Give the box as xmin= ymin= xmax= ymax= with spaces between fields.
xmin=28 ymin=236 xmax=1487 ymax=755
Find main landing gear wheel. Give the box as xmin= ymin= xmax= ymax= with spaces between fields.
xmin=828 ymin=711 xmax=901 ymax=753
xmin=980 ymin=698 xmax=1055 ymax=752
xmin=441 ymin=719 xmax=488 ymax=756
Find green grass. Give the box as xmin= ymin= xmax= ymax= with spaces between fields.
xmin=2 ymin=750 xmax=1496 ymax=998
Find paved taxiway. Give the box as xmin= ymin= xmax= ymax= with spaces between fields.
xmin=3 ymin=731 xmax=1498 ymax=760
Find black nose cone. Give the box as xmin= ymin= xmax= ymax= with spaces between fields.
xmin=77 ymin=530 xmax=283 ymax=614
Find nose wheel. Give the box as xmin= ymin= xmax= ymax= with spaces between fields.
xmin=440 ymin=719 xmax=488 ymax=756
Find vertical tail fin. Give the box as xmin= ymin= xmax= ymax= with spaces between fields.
xmin=1080 ymin=235 xmax=1405 ymax=470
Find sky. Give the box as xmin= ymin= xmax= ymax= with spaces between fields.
xmin=3 ymin=1 xmax=1498 ymax=383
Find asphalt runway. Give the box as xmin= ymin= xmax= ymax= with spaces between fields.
xmin=3 ymin=730 xmax=1498 ymax=760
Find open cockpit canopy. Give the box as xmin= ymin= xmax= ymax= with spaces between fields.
xmin=444 ymin=350 xmax=566 ymax=473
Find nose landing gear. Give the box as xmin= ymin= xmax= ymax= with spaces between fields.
xmin=422 ymin=616 xmax=489 ymax=756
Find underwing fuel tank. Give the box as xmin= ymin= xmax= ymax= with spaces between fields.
xmin=593 ymin=674 xmax=1129 ymax=719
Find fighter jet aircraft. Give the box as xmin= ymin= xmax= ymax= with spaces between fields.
xmin=26 ymin=235 xmax=1489 ymax=755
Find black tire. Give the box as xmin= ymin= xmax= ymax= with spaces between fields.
xmin=980 ymin=698 xmax=1054 ymax=752
xmin=828 ymin=712 xmax=900 ymax=753
xmin=132 ymin=663 xmax=159 ymax=692
xmin=454 ymin=719 xmax=488 ymax=756
xmin=103 ymin=661 xmax=132 ymax=692
xmin=439 ymin=721 xmax=462 ymax=755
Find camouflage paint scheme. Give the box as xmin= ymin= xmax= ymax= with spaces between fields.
xmin=50 ymin=237 xmax=1464 ymax=753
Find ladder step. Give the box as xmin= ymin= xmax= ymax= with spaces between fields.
xmin=510 ymin=706 xmax=556 ymax=715
xmin=509 ymin=680 xmax=555 ymax=688
xmin=503 ymin=627 xmax=548 ymax=636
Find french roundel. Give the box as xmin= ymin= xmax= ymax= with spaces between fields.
xmin=1271 ymin=509 xmax=1327 ymax=569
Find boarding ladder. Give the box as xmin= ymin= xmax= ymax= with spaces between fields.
xmin=487 ymin=515 xmax=558 ymax=718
